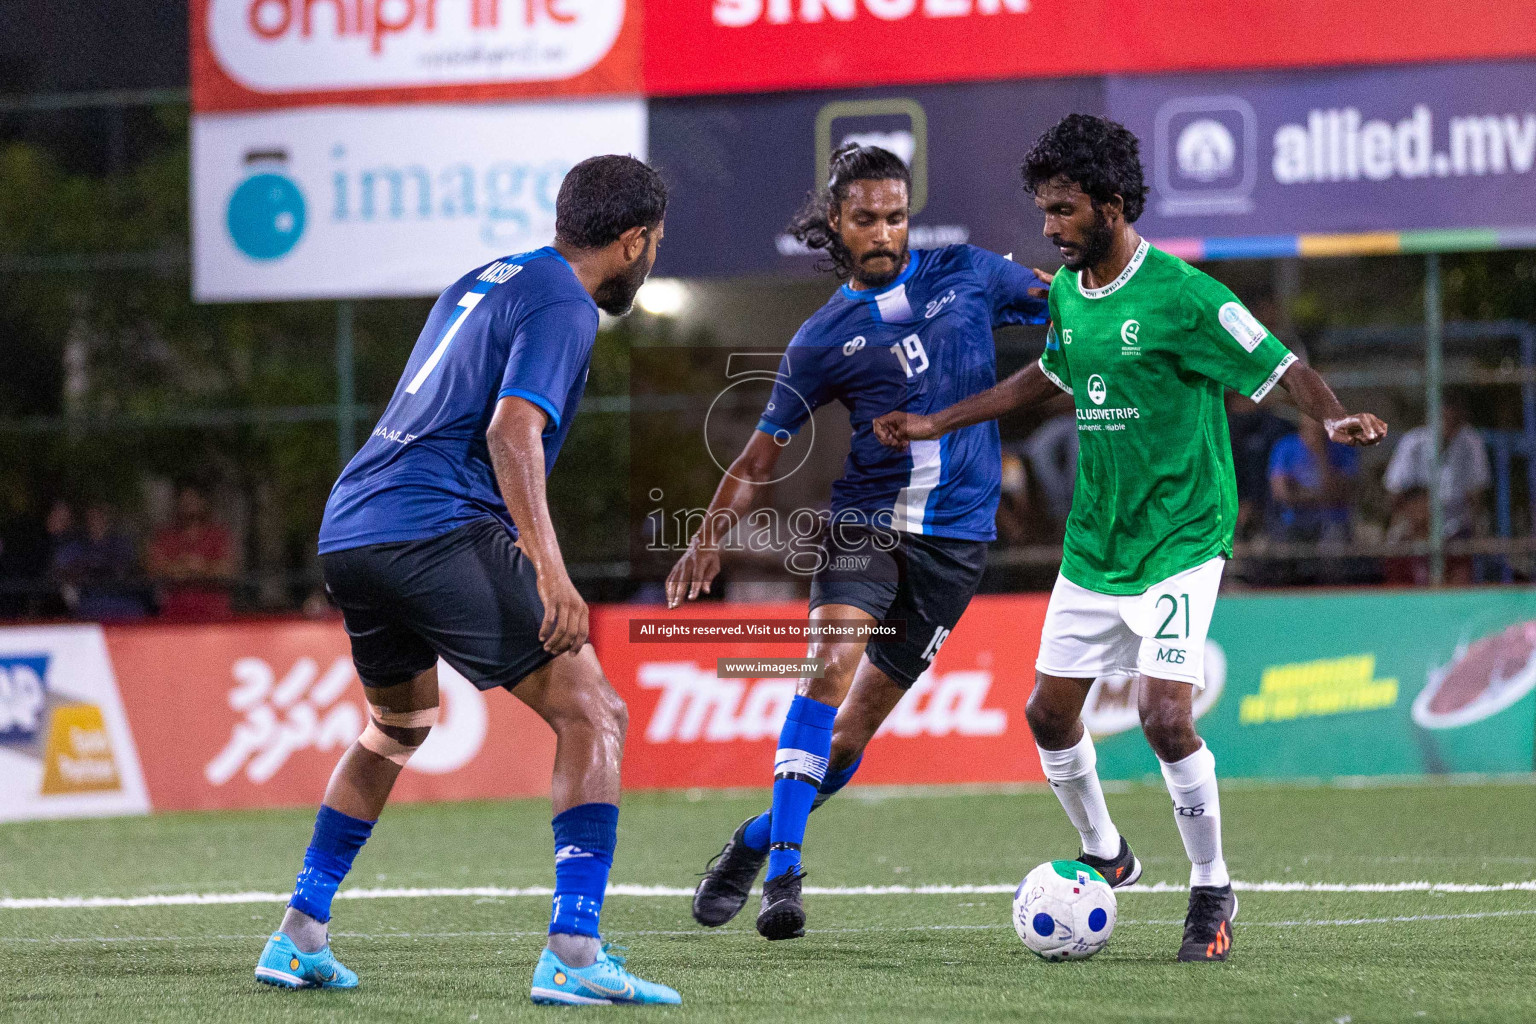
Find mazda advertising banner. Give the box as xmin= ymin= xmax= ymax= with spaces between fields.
xmin=648 ymin=78 xmax=1105 ymax=279
xmin=1108 ymin=60 xmax=1536 ymax=256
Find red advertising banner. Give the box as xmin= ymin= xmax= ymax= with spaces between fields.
xmin=192 ymin=0 xmax=643 ymax=111
xmin=643 ymin=1 xmax=1536 ymax=97
xmin=94 ymin=597 xmax=1049 ymax=814
xmin=591 ymin=596 xmax=1047 ymax=790
xmin=104 ymin=621 xmax=555 ymax=811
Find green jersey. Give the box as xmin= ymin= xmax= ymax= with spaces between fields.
xmin=1039 ymin=240 xmax=1295 ymax=595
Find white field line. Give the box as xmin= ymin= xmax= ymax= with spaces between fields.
xmin=4 ymin=879 xmax=1536 ymax=910
xmin=6 ymin=909 xmax=1536 ymax=945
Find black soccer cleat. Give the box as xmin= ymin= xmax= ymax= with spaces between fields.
xmin=692 ymin=817 xmax=769 ymax=927
xmin=1078 ymin=836 xmax=1144 ymax=889
xmin=755 ymin=863 xmax=807 ymax=941
xmin=1177 ymin=884 xmax=1238 ymax=962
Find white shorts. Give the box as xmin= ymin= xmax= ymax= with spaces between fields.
xmin=1035 ymin=557 xmax=1225 ymax=688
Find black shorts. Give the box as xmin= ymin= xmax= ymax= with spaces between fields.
xmin=808 ymin=525 xmax=988 ymax=688
xmin=321 ymin=518 xmax=553 ymax=691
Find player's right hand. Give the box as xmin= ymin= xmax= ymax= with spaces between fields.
xmin=666 ymin=542 xmax=721 ymax=608
xmin=536 ymin=568 xmax=589 ymax=655
xmin=1325 ymin=412 xmax=1388 ymax=446
xmin=871 ymin=410 xmax=939 ymax=448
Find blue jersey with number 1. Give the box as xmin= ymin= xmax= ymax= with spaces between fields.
xmin=318 ymin=247 xmax=597 ymax=555
xmin=757 ymin=245 xmax=1047 ymax=542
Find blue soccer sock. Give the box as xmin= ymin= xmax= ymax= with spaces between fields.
xmin=813 ymin=755 xmax=863 ymax=810
xmin=743 ymin=754 xmax=863 ymax=852
xmin=288 ymin=805 xmax=376 ymax=923
xmin=549 ymin=802 xmax=619 ymax=938
xmin=766 ymin=695 xmax=837 ymax=878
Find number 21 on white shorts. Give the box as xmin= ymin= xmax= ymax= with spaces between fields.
xmin=1035 ymin=557 xmax=1225 ymax=688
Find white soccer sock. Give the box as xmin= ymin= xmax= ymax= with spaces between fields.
xmin=1159 ymin=742 xmax=1230 ymax=889
xmin=1036 ymin=732 xmax=1122 ymax=860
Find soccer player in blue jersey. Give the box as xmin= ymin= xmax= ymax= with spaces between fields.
xmin=254 ymin=155 xmax=680 ymax=1006
xmin=667 ymin=144 xmax=1049 ymax=941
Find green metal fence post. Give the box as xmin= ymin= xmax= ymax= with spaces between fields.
xmin=336 ymin=300 xmax=356 ymax=475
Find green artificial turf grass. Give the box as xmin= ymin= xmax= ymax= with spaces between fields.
xmin=3 ymin=780 xmax=1534 ymax=1023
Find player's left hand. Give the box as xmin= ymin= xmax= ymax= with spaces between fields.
xmin=665 ymin=541 xmax=721 ymax=608
xmin=1029 ymin=267 xmax=1054 ymax=298
xmin=536 ymin=567 xmax=589 ymax=655
xmin=1325 ymin=413 xmax=1388 ymax=446
xmin=872 ymin=411 xmax=939 ymax=448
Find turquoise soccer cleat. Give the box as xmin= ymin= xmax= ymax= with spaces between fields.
xmin=254 ymin=931 xmax=359 ymax=990
xmin=530 ymin=944 xmax=681 ymax=1006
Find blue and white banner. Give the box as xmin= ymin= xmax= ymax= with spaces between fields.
xmin=192 ymin=101 xmax=647 ymax=301
xmin=0 ymin=626 xmax=150 ymax=823
xmin=1106 ymin=60 xmax=1536 ymax=250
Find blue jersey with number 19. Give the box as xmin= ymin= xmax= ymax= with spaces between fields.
xmin=318 ymin=247 xmax=597 ymax=555
xmin=757 ymin=245 xmax=1047 ymax=541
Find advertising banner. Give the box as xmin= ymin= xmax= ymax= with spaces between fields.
xmin=191 ymin=0 xmax=641 ymax=111
xmin=1107 ymin=60 xmax=1536 ymax=259
xmin=1096 ymin=589 xmax=1536 ymax=780
xmin=0 ymin=626 xmax=151 ymax=823
xmin=643 ymin=1 xmax=1536 ymax=98
xmin=103 ymin=621 xmax=555 ymax=812
xmin=191 ymin=100 xmax=646 ymax=301
xmin=2 ymin=586 xmax=1529 ymax=821
xmin=649 ymin=78 xmax=1104 ymax=279
xmin=592 ymin=597 xmax=1047 ymax=790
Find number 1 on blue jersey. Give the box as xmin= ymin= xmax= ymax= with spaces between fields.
xmin=890 ymin=334 xmax=929 ymax=379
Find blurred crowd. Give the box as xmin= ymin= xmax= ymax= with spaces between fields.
xmin=0 ymin=484 xmax=238 ymax=621
xmin=996 ymin=372 xmax=1493 ymax=587
xmin=0 ymin=363 xmax=1512 ymax=622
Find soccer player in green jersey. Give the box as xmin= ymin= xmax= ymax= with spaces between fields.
xmin=873 ymin=114 xmax=1387 ymax=962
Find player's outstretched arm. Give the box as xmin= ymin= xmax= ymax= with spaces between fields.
xmin=666 ymin=429 xmax=783 ymax=608
xmin=1276 ymin=361 xmax=1389 ymax=446
xmin=871 ymin=360 xmax=1062 ymax=448
xmin=487 ymin=395 xmax=589 ymax=655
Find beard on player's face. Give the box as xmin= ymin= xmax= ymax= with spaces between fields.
xmin=851 ymin=241 xmax=909 ymax=289
xmin=844 ymin=234 xmax=910 ymax=290
xmin=1053 ymin=203 xmax=1115 ymax=272
xmin=593 ymin=247 xmax=653 ymax=316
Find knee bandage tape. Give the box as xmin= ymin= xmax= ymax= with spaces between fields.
xmin=357 ymin=704 xmax=439 ymax=766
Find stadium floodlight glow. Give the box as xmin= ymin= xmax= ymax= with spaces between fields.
xmin=636 ymin=278 xmax=688 ymax=316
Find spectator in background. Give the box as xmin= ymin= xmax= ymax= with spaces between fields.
xmin=52 ymin=501 xmax=149 ymax=620
xmin=42 ymin=499 xmax=77 ymax=571
xmin=0 ymin=499 xmax=77 ymax=618
xmin=1227 ymin=388 xmax=1293 ymax=541
xmin=1022 ymin=400 xmax=1078 ymax=533
xmin=146 ymin=484 xmax=237 ymax=620
xmin=1267 ymin=416 xmax=1359 ymax=584
xmin=994 ymin=449 xmax=1033 ymax=546
xmin=1382 ymin=394 xmax=1490 ymax=586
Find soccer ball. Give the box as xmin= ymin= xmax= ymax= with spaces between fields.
xmin=1012 ymin=860 xmax=1117 ymax=961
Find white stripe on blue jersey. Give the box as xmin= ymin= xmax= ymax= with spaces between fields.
xmin=756 ymin=246 xmax=1048 ymax=542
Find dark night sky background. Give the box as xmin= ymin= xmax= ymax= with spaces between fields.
xmin=0 ymin=2 xmax=188 ymax=173
xmin=1 ymin=1 xmax=187 ymax=93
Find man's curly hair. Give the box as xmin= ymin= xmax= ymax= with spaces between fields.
xmin=1021 ymin=114 xmax=1149 ymax=223
xmin=786 ymin=143 xmax=911 ymax=279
